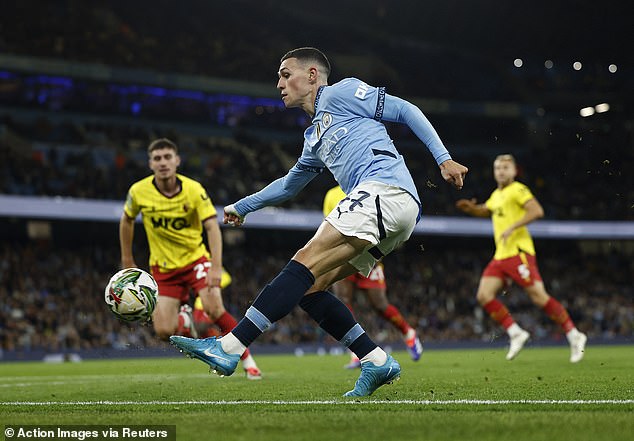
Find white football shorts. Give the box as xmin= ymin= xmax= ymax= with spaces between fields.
xmin=324 ymin=181 xmax=420 ymax=276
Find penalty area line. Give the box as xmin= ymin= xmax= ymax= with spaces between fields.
xmin=1 ymin=399 xmax=633 ymax=406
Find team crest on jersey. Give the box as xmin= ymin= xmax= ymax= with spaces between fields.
xmin=322 ymin=112 xmax=332 ymax=128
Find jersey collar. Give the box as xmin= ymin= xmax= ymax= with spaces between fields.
xmin=313 ymin=85 xmax=326 ymax=114
xmin=152 ymin=176 xmax=183 ymax=198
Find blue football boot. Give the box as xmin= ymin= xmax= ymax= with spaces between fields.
xmin=343 ymin=354 xmax=401 ymax=397
xmin=170 ymin=336 xmax=239 ymax=377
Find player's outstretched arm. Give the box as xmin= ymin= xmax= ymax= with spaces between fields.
xmin=223 ymin=162 xmax=321 ymax=227
xmin=203 ymin=217 xmax=223 ymax=287
xmin=455 ymin=198 xmax=491 ymax=217
xmin=381 ymin=94 xmax=451 ymax=165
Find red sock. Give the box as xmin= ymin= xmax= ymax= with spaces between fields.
xmin=381 ymin=304 xmax=412 ymax=335
xmin=240 ymin=348 xmax=251 ymax=361
xmin=192 ymin=309 xmax=221 ymax=338
xmin=193 ymin=309 xmax=212 ymax=324
xmin=543 ymin=297 xmax=575 ymax=333
xmin=483 ymin=299 xmax=515 ymax=329
xmin=214 ymin=311 xmax=238 ymax=334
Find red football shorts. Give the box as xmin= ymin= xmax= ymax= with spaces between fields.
xmin=151 ymin=256 xmax=210 ymax=302
xmin=345 ymin=263 xmax=387 ymax=290
xmin=482 ymin=252 xmax=542 ymax=288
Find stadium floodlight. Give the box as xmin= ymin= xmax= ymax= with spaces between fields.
xmin=513 ymin=58 xmax=523 ymax=68
xmin=608 ymin=64 xmax=618 ymax=73
xmin=595 ymin=103 xmax=610 ymax=113
xmin=580 ymin=107 xmax=595 ymax=117
xmin=573 ymin=61 xmax=583 ymax=71
xmin=544 ymin=60 xmax=554 ymax=69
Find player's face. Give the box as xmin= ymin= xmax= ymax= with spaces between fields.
xmin=277 ymin=58 xmax=314 ymax=111
xmin=493 ymin=159 xmax=517 ymax=186
xmin=149 ymin=148 xmax=180 ymax=179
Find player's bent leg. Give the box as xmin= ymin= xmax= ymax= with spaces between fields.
xmin=198 ymin=287 xmax=238 ymax=335
xmin=526 ymin=282 xmax=588 ymax=362
xmin=477 ymin=277 xmax=530 ymax=360
xmin=197 ymin=286 xmax=226 ymax=321
xmin=192 ymin=307 xmax=221 ymax=338
xmin=172 ymin=224 xmax=371 ymax=380
xmin=366 ymin=287 xmax=389 ymax=313
xmin=331 ymin=278 xmax=362 ymax=368
xmin=331 ymin=278 xmax=355 ymax=309
xmin=152 ymin=296 xmax=181 ymax=341
xmin=476 ymin=276 xmax=504 ymax=306
xmin=523 ymin=281 xmax=550 ymax=308
xmin=299 ymin=287 xmax=398 ymax=395
xmin=220 ymin=224 xmax=362 ymax=355
xmin=294 ymin=220 xmax=370 ymax=279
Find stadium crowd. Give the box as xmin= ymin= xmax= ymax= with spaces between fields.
xmin=2 ymin=1 xmax=628 ymax=102
xmin=0 ymin=1 xmax=515 ymax=102
xmin=1 ymin=237 xmax=631 ymax=354
xmin=1 ymin=112 xmax=632 ymax=220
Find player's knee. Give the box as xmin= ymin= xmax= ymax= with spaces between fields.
xmin=371 ymin=301 xmax=388 ymax=312
xmin=476 ymin=290 xmax=493 ymax=305
xmin=308 ymin=278 xmax=331 ymax=293
xmin=527 ymin=288 xmax=549 ymax=306
xmin=367 ymin=289 xmax=388 ymax=310
xmin=292 ymin=247 xmax=311 ymax=267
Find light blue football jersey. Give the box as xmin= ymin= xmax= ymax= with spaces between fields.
xmin=234 ymin=77 xmax=451 ymax=219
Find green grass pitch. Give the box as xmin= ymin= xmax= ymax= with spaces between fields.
xmin=1 ymin=345 xmax=632 ymax=441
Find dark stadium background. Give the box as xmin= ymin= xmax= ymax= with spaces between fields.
xmin=0 ymin=0 xmax=632 ymax=359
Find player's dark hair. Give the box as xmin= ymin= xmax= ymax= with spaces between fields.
xmin=147 ymin=138 xmax=178 ymax=155
xmin=281 ymin=47 xmax=331 ymax=78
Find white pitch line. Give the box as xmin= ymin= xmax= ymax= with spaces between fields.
xmin=1 ymin=399 xmax=633 ymax=406
xmin=0 ymin=381 xmax=72 ymax=388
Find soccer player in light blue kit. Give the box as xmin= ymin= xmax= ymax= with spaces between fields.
xmin=171 ymin=47 xmax=468 ymax=397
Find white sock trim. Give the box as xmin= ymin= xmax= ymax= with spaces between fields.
xmin=360 ymin=347 xmax=388 ymax=366
xmin=566 ymin=327 xmax=579 ymax=342
xmin=507 ymin=323 xmax=523 ymax=337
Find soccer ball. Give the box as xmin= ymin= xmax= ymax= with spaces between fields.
xmin=104 ymin=268 xmax=158 ymax=322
